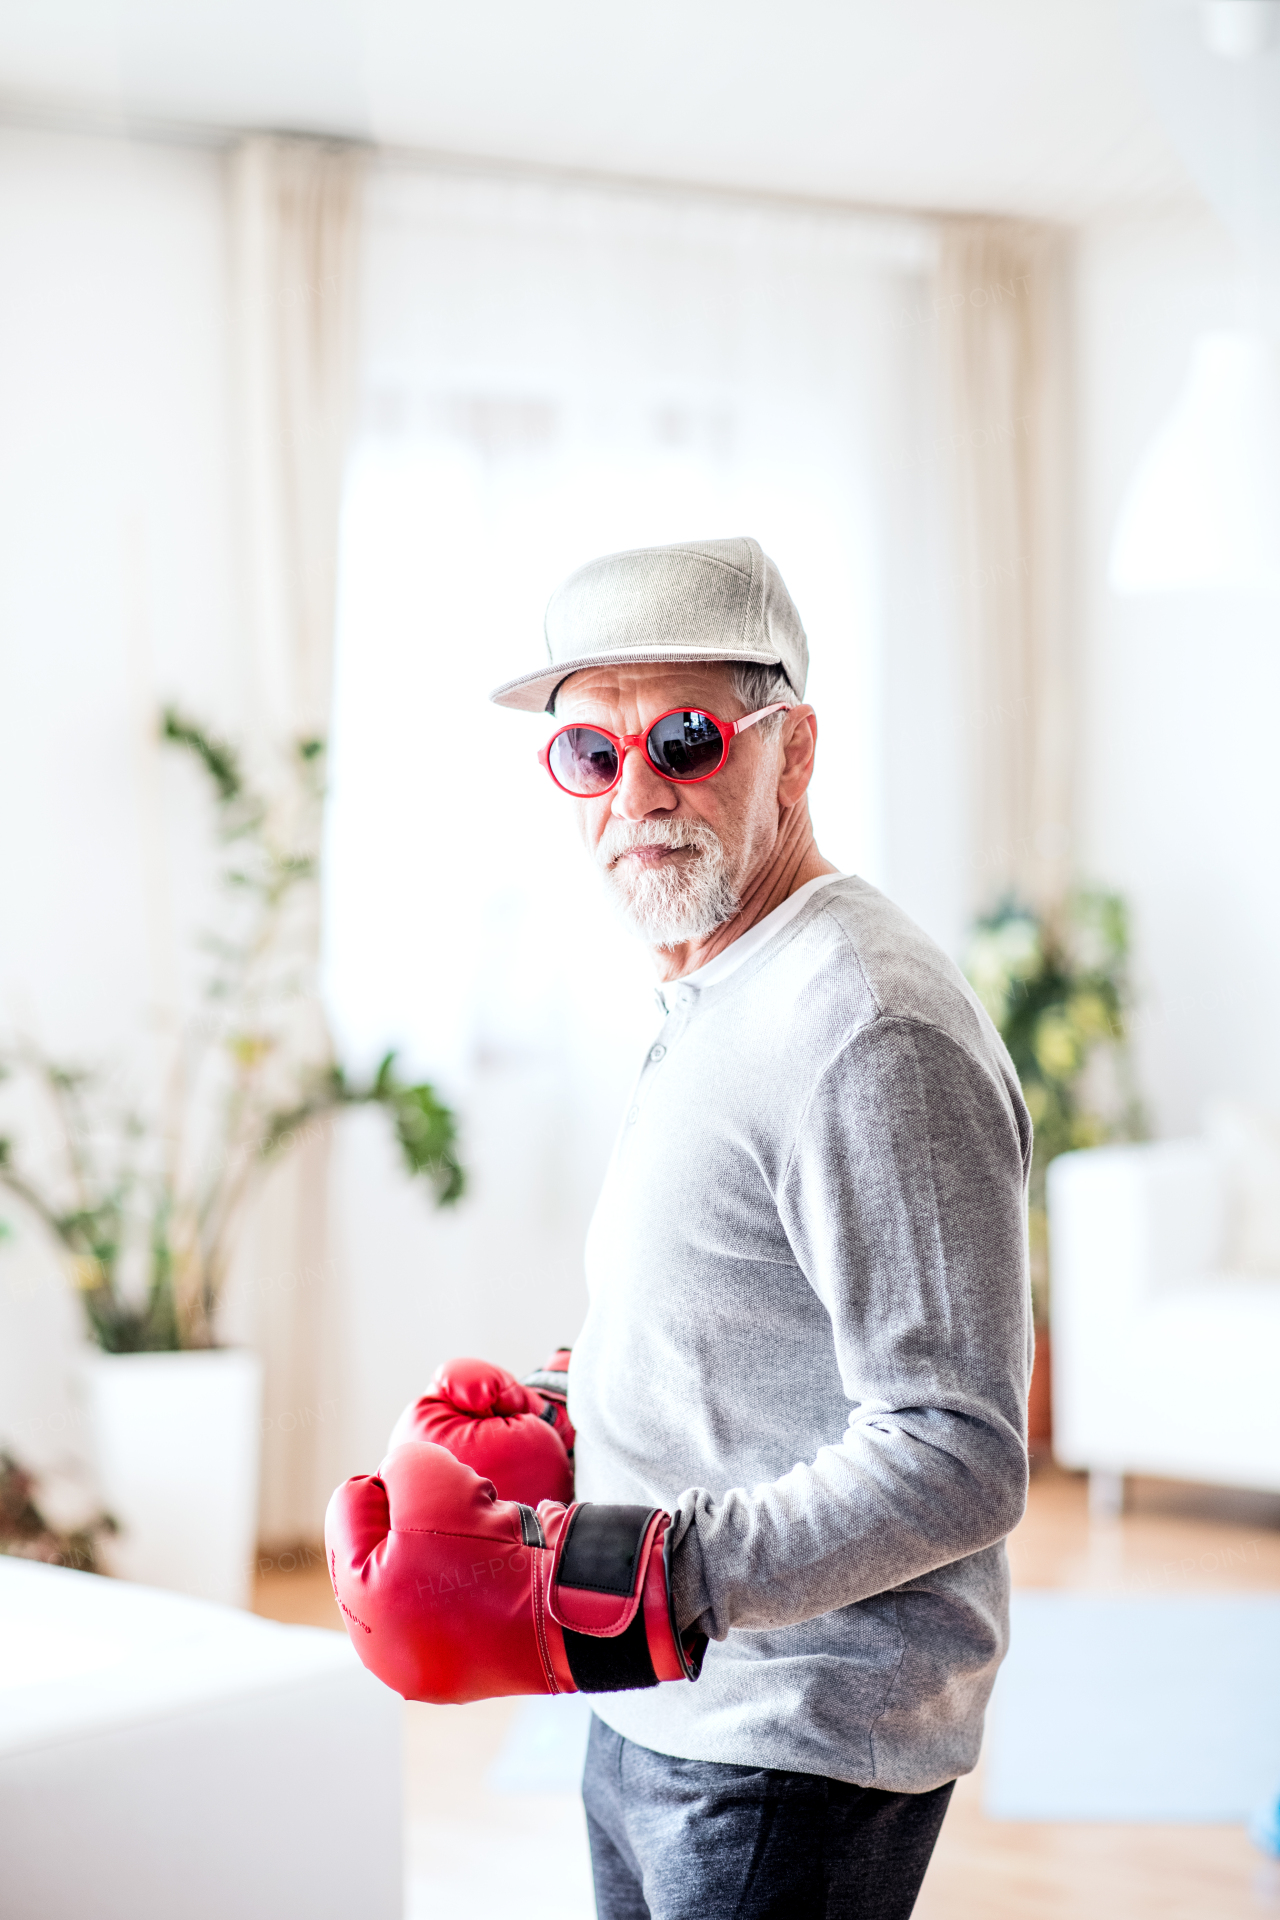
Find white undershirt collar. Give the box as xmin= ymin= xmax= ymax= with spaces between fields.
xmin=655 ymin=873 xmax=846 ymax=1011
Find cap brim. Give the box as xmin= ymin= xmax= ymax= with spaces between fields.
xmin=489 ymin=646 xmax=788 ymax=713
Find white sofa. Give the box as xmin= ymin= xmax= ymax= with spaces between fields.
xmin=1048 ymin=1138 xmax=1280 ymax=1505
xmin=0 ymin=1558 xmax=402 ymax=1920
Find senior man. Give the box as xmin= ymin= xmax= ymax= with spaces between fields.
xmin=327 ymin=538 xmax=1031 ymax=1920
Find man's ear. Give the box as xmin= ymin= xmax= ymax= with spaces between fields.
xmin=776 ymin=706 xmax=818 ymax=808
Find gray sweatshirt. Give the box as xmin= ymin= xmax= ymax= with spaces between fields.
xmin=570 ymin=875 xmax=1032 ymax=1792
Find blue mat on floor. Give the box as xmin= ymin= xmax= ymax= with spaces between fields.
xmin=985 ymin=1593 xmax=1280 ymax=1822
xmin=488 ymin=1692 xmax=594 ymax=1794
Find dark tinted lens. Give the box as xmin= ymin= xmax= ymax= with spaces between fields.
xmin=645 ymin=710 xmax=725 ymax=781
xmin=549 ymin=727 xmax=620 ymax=795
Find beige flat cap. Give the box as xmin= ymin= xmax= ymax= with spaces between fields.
xmin=488 ymin=536 xmax=809 ymax=713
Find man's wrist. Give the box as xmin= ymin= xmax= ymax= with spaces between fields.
xmin=666 ymin=1509 xmax=714 ymax=1638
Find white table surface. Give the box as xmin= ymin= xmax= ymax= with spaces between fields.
xmin=0 ymin=1557 xmax=403 ymax=1920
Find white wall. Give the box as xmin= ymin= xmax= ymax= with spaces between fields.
xmin=0 ymin=126 xmax=246 ymax=1476
xmin=0 ymin=128 xmax=244 ymax=1046
xmin=1074 ymin=207 xmax=1280 ymax=1136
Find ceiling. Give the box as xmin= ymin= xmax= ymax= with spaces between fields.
xmin=0 ymin=0 xmax=1207 ymax=222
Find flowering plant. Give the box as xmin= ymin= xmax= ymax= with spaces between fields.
xmin=966 ymin=890 xmax=1143 ymax=1319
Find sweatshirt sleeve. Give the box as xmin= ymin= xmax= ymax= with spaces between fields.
xmin=668 ymin=1013 xmax=1033 ymax=1639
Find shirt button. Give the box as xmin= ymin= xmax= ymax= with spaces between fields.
xmin=679 ymin=989 xmax=695 ymax=1007
xmin=650 ymin=1044 xmax=666 ymax=1061
xmin=627 ymin=1107 xmax=639 ymax=1124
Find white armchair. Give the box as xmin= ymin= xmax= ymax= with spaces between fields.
xmin=1047 ymin=1138 xmax=1280 ymax=1507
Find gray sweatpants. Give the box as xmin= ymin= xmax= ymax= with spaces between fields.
xmin=582 ymin=1716 xmax=954 ymax=1920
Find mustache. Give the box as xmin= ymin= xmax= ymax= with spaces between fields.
xmin=595 ymin=817 xmax=724 ymax=870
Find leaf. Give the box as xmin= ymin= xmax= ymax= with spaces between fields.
xmin=389 ymin=1082 xmax=465 ymax=1206
xmin=161 ymin=707 xmax=244 ymax=805
xmin=227 ymin=1033 xmax=274 ymax=1070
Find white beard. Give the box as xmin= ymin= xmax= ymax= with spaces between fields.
xmin=596 ymin=817 xmax=741 ymax=948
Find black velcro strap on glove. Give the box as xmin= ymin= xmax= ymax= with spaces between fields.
xmin=559 ymin=1504 xmax=654 ymax=1595
xmin=557 ymin=1504 xmax=662 ymax=1694
xmin=563 ymin=1609 xmax=657 ymax=1693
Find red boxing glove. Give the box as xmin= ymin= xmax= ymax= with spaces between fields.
xmin=521 ymin=1346 xmax=576 ymax=1460
xmin=388 ymin=1356 xmax=573 ymax=1507
xmin=325 ymin=1441 xmax=705 ymax=1705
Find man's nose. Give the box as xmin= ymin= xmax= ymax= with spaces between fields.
xmin=611 ymin=739 xmax=677 ymax=820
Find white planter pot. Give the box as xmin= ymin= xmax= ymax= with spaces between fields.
xmin=73 ymin=1349 xmax=263 ymax=1609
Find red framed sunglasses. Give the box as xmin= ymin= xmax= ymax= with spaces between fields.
xmin=538 ymin=704 xmax=792 ymax=797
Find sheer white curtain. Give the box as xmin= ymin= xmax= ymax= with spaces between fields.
xmin=320 ymin=165 xmax=949 ymax=1480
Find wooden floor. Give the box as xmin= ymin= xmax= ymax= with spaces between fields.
xmin=255 ymin=1467 xmax=1280 ymax=1918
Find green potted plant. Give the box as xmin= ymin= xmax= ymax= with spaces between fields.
xmin=965 ymin=890 xmax=1143 ymax=1446
xmin=0 ymin=712 xmax=462 ymax=1603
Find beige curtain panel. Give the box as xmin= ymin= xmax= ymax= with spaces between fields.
xmin=226 ymin=134 xmax=366 ymax=1547
xmin=936 ymin=218 xmax=1072 ymax=919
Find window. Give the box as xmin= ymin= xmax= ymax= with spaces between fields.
xmin=322 ymin=166 xmax=943 ymax=1314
